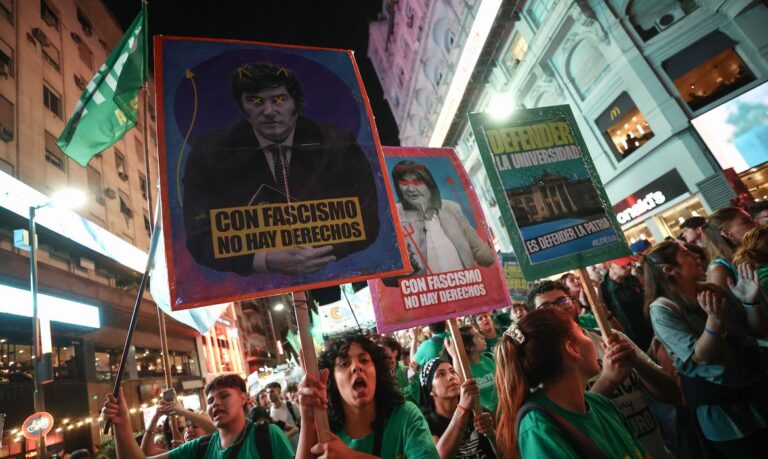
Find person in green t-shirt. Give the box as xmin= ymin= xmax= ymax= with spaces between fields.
xmin=473 ymin=312 xmax=499 ymax=351
xmin=101 ymin=374 xmax=295 ymax=459
xmin=379 ymin=335 xmax=413 ymax=402
xmin=296 ymin=334 xmax=439 ymax=459
xmin=411 ymin=322 xmax=449 ymax=368
xmin=418 ymin=358 xmax=497 ymax=458
xmin=495 ymin=307 xmax=647 ymax=459
xmin=444 ymin=325 xmax=498 ymax=415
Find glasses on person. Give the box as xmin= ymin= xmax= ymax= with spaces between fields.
xmin=536 ymin=295 xmax=574 ymax=310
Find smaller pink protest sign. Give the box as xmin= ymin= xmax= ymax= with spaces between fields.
xmin=370 ymin=147 xmax=511 ymax=333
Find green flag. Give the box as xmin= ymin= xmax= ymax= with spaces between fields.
xmin=57 ymin=7 xmax=147 ymax=167
xmin=286 ymin=329 xmax=301 ymax=354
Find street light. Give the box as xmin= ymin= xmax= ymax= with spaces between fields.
xmin=22 ymin=188 xmax=85 ymax=459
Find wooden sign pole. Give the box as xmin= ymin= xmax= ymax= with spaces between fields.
xmin=293 ymin=291 xmax=331 ymax=443
xmin=446 ymin=318 xmax=498 ymax=456
xmin=576 ymin=268 xmax=613 ymax=342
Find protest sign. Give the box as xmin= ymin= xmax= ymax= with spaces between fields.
xmin=498 ymin=252 xmax=533 ymax=301
xmin=154 ymin=37 xmax=409 ymax=309
xmin=370 ymin=147 xmax=510 ymax=333
xmin=469 ymin=105 xmax=630 ymax=281
xmin=316 ymin=284 xmax=377 ymax=337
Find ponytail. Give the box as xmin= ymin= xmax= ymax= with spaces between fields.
xmin=494 ymin=308 xmax=574 ymax=459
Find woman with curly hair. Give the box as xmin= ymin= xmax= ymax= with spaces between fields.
xmin=702 ymin=207 xmax=756 ymax=289
xmin=296 ymin=334 xmax=439 ymax=458
xmin=494 ymin=308 xmax=645 ymax=459
xmin=733 ymin=225 xmax=768 ymax=294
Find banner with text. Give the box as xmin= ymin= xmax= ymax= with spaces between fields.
xmin=369 ymin=147 xmax=511 ymax=333
xmin=155 ymin=37 xmax=409 ymax=309
xmin=469 ymin=105 xmax=629 ymax=280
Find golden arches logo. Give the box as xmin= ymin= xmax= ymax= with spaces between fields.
xmin=609 ymin=106 xmax=621 ymax=120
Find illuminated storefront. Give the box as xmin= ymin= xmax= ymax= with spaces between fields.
xmin=197 ymin=304 xmax=247 ymax=378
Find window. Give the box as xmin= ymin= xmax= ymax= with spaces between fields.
xmin=0 ymin=0 xmax=12 ymax=24
xmin=139 ymin=174 xmax=148 ymax=200
xmin=0 ymin=41 xmax=12 ymax=77
xmin=43 ymin=84 xmax=61 ymax=117
xmin=596 ymin=92 xmax=655 ymax=161
xmin=134 ymin=137 xmax=144 ymax=163
xmin=78 ymin=42 xmax=93 ymax=70
xmin=94 ymin=348 xmax=119 ymax=382
xmin=527 ymin=0 xmax=556 ymax=27
xmin=45 ymin=131 xmax=65 ymax=170
xmin=0 ymin=341 xmax=33 ymax=382
xmin=42 ymin=43 xmax=60 ymax=72
xmin=87 ymin=166 xmax=104 ymax=205
xmin=40 ymin=0 xmax=58 ymax=30
xmin=628 ymin=0 xmax=696 ymax=42
xmin=77 ymin=7 xmax=92 ymax=36
xmin=503 ymin=34 xmax=528 ymax=75
xmin=119 ymin=192 xmax=133 ymax=218
xmin=73 ymin=74 xmax=87 ymax=90
xmin=663 ymin=32 xmax=756 ymax=111
xmin=0 ymin=94 xmax=13 ymax=142
xmin=134 ymin=348 xmax=199 ymax=378
xmin=115 ymin=149 xmax=128 ymax=180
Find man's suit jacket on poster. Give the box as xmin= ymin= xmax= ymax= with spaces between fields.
xmin=183 ymin=116 xmax=379 ymax=275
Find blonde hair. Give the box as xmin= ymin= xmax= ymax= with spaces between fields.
xmin=733 ymin=226 xmax=768 ymax=267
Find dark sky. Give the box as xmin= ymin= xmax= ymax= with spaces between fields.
xmin=103 ymin=0 xmax=399 ymax=145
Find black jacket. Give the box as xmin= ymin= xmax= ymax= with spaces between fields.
xmin=182 ymin=116 xmax=379 ymax=275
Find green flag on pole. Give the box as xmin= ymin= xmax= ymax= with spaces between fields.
xmin=57 ymin=7 xmax=147 ymax=167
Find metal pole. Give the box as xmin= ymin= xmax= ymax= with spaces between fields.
xmin=29 ymin=205 xmax=47 ymax=458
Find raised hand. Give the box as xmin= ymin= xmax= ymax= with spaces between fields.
xmin=728 ymin=263 xmax=761 ymax=305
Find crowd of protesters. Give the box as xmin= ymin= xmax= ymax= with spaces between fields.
xmin=102 ymin=203 xmax=768 ymax=458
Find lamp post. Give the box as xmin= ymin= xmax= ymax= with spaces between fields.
xmin=25 ymin=189 xmax=84 ymax=459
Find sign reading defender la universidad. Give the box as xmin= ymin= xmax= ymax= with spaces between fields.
xmin=469 ymin=105 xmax=630 ymax=280
xmin=155 ymin=37 xmax=409 ymax=309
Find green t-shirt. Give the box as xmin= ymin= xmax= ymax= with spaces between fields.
xmin=484 ymin=335 xmax=498 ymax=352
xmin=518 ymin=391 xmax=646 ymax=459
xmin=577 ymin=313 xmax=598 ymax=329
xmin=395 ymin=363 xmax=416 ymax=403
xmin=168 ymin=421 xmax=294 ymax=459
xmin=470 ymin=353 xmax=497 ymax=415
xmin=337 ymin=401 xmax=440 ymax=459
xmin=414 ymin=332 xmax=448 ymax=366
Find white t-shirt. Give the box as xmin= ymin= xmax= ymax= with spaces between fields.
xmin=271 ymin=401 xmax=301 ymax=450
xmin=585 ymin=329 xmax=675 ymax=459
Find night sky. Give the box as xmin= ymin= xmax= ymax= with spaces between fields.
xmin=103 ymin=0 xmax=399 ymax=145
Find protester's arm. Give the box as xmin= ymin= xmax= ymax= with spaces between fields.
xmin=590 ymin=334 xmax=631 ymax=396
xmin=140 ymin=410 xmax=165 ymax=456
xmin=433 ymin=380 xmax=476 ymax=459
xmin=158 ymin=400 xmax=216 ymax=435
xmin=729 ymin=263 xmax=768 ymax=338
xmin=296 ymin=370 xmax=325 ymax=459
xmin=692 ymin=291 xmax=730 ymax=364
xmin=102 ymin=388 xmax=168 ymax=459
xmin=618 ymin=334 xmax=683 ymax=405
xmin=409 ymin=328 xmax=420 ymax=368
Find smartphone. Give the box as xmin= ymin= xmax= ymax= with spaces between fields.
xmin=162 ymin=388 xmax=176 ymax=403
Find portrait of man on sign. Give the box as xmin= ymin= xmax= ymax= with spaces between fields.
xmin=182 ymin=62 xmax=380 ymax=277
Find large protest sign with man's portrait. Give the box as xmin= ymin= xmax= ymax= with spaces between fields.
xmin=469 ymin=105 xmax=629 ymax=280
xmin=369 ymin=147 xmax=510 ymax=333
xmin=155 ymin=37 xmax=409 ymax=309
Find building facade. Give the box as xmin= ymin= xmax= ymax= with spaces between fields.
xmin=369 ymin=0 xmax=768 ymax=251
xmin=0 ymin=1 xmax=237 ymax=455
